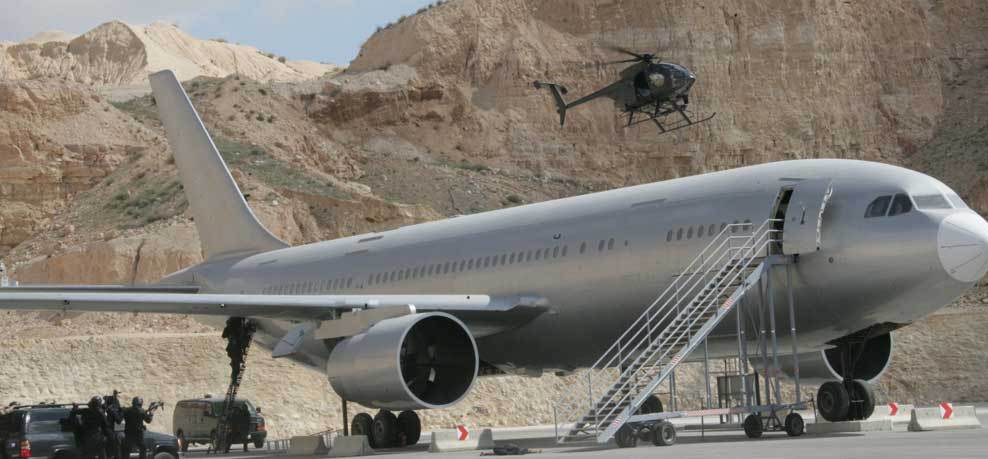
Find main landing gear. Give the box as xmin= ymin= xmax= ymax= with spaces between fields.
xmin=351 ymin=410 xmax=422 ymax=449
xmin=817 ymin=379 xmax=876 ymax=422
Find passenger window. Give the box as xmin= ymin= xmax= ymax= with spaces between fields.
xmin=444 ymin=262 xmax=451 ymax=274
xmin=484 ymin=257 xmax=491 ymax=267
xmin=598 ymin=240 xmax=605 ymax=251
xmin=347 ymin=278 xmax=353 ymax=288
xmin=676 ymin=228 xmax=683 ymax=240
xmin=720 ymin=222 xmax=727 ymax=232
xmin=607 ymin=238 xmax=615 ymax=250
xmin=500 ymin=254 xmax=507 ymax=265
xmin=666 ymin=231 xmax=673 ymax=242
xmin=697 ymin=225 xmax=705 ymax=238
xmin=467 ymin=259 xmax=474 ymax=270
xmin=743 ymin=219 xmax=752 ymax=231
xmin=865 ymin=196 xmax=892 ymax=218
xmin=492 ymin=256 xmax=499 ymax=267
xmin=553 ymin=247 xmax=559 ymax=258
xmin=709 ymin=224 xmax=716 ymax=235
xmin=731 ymin=220 xmax=739 ymax=233
xmin=459 ymin=260 xmax=466 ymax=271
xmin=580 ymin=242 xmax=587 ymax=253
xmin=687 ymin=227 xmax=693 ymax=239
xmin=912 ymin=194 xmax=950 ymax=210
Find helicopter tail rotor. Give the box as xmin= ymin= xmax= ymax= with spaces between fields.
xmin=533 ymin=81 xmax=569 ymax=126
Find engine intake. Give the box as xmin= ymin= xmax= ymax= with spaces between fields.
xmin=326 ymin=312 xmax=478 ymax=411
xmin=771 ymin=332 xmax=893 ymax=384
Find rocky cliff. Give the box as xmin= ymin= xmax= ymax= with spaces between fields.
xmin=0 ymin=21 xmax=337 ymax=86
xmin=1 ymin=0 xmax=987 ymax=439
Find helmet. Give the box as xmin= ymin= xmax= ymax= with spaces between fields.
xmin=132 ymin=397 xmax=143 ymax=408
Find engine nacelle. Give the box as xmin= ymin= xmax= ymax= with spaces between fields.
xmin=769 ymin=332 xmax=893 ymax=384
xmin=326 ymin=312 xmax=478 ymax=411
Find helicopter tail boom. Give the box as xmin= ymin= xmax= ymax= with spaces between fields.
xmin=533 ymin=81 xmax=569 ymax=126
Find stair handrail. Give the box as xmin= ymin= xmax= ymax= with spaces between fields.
xmin=553 ymin=220 xmax=773 ymax=430
xmin=592 ymin=227 xmax=778 ymax=429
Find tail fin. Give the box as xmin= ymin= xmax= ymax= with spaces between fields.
xmin=149 ymin=70 xmax=288 ymax=260
xmin=533 ymin=81 xmax=569 ymax=126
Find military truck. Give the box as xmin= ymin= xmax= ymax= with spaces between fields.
xmin=0 ymin=404 xmax=179 ymax=459
xmin=172 ymin=397 xmax=266 ymax=451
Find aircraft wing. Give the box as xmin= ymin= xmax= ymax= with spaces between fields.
xmin=0 ymin=288 xmax=549 ymax=322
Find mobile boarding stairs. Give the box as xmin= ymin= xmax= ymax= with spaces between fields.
xmin=553 ymin=180 xmax=833 ymax=445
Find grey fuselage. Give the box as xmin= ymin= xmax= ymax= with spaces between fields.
xmin=175 ymin=159 xmax=987 ymax=374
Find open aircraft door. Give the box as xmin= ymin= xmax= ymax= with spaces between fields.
xmin=779 ymin=178 xmax=833 ymax=255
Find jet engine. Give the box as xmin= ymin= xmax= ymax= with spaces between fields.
xmin=326 ymin=312 xmax=478 ymax=411
xmin=773 ymin=332 xmax=893 ymax=384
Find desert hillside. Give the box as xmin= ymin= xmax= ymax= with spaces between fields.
xmin=1 ymin=0 xmax=987 ymax=439
xmin=0 ymin=21 xmax=338 ymax=86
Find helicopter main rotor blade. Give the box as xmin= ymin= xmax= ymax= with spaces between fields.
xmin=603 ymin=44 xmax=648 ymax=60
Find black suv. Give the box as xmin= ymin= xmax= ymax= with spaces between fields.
xmin=0 ymin=405 xmax=180 ymax=459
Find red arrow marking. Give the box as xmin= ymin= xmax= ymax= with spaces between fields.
xmin=888 ymin=402 xmax=898 ymax=417
xmin=456 ymin=425 xmax=469 ymax=441
xmin=940 ymin=402 xmax=953 ymax=420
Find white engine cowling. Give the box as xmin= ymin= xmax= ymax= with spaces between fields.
xmin=766 ymin=332 xmax=894 ymax=384
xmin=326 ymin=312 xmax=478 ymax=411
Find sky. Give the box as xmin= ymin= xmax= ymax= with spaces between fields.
xmin=0 ymin=0 xmax=437 ymax=65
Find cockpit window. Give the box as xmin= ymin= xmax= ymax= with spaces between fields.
xmin=913 ymin=194 xmax=951 ymax=210
xmin=946 ymin=193 xmax=968 ymax=209
xmin=864 ymin=196 xmax=891 ymax=218
xmin=888 ymin=193 xmax=913 ymax=216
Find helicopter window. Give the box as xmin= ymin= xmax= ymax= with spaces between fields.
xmin=912 ymin=194 xmax=951 ymax=210
xmin=864 ymin=196 xmax=892 ymax=218
xmin=888 ymin=194 xmax=913 ymax=216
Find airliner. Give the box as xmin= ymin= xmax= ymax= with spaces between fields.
xmin=1 ymin=71 xmax=986 ymax=448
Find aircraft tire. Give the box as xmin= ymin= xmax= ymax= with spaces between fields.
xmin=817 ymin=381 xmax=850 ymax=422
xmin=351 ymin=412 xmax=374 ymax=445
xmin=848 ymin=379 xmax=876 ymax=421
xmin=372 ymin=410 xmax=399 ymax=448
xmin=397 ymin=411 xmax=421 ymax=446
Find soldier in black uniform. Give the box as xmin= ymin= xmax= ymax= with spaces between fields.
xmin=70 ymin=396 xmax=110 ymax=459
xmin=104 ymin=391 xmax=124 ymax=459
xmin=222 ymin=318 xmax=245 ymax=381
xmin=122 ymin=397 xmax=153 ymax=459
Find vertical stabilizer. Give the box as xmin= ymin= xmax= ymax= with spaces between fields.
xmin=149 ymin=70 xmax=287 ymax=260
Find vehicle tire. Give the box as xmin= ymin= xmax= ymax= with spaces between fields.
xmin=153 ymin=452 xmax=177 ymax=459
xmin=372 ymin=410 xmax=399 ymax=449
xmin=743 ymin=414 xmax=763 ymax=439
xmin=817 ymin=381 xmax=850 ymax=422
xmin=208 ymin=430 xmax=218 ymax=453
xmin=784 ymin=413 xmax=805 ymax=437
xmin=614 ymin=425 xmax=638 ymax=448
xmin=177 ymin=430 xmax=189 ymax=453
xmin=651 ymin=421 xmax=676 ymax=446
xmin=396 ymin=411 xmax=421 ymax=446
xmin=637 ymin=395 xmax=664 ymax=415
xmin=351 ymin=412 xmax=374 ymax=444
xmin=253 ymin=438 xmax=265 ymax=449
xmin=849 ymin=379 xmax=876 ymax=421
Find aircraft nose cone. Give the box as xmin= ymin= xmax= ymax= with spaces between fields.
xmin=938 ymin=212 xmax=988 ymax=283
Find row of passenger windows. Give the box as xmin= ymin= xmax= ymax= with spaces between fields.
xmin=367 ymin=238 xmax=626 ymax=286
xmin=666 ymin=219 xmax=752 ymax=242
xmin=259 ymin=237 xmax=629 ymax=293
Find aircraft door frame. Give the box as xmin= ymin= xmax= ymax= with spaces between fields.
xmin=778 ymin=178 xmax=834 ymax=255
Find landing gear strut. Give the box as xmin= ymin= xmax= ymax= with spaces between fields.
xmin=350 ymin=410 xmax=422 ymax=449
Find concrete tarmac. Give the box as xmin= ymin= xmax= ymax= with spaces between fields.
xmin=185 ymin=410 xmax=988 ymax=459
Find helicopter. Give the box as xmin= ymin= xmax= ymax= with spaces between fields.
xmin=533 ymin=46 xmax=714 ymax=134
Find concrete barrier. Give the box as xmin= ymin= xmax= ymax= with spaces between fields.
xmin=288 ymin=435 xmax=330 ymax=456
xmin=329 ymin=435 xmax=374 ymax=457
xmin=428 ymin=427 xmax=495 ymax=453
xmin=908 ymin=404 xmax=982 ymax=432
xmin=870 ymin=403 xmax=914 ymax=425
xmin=806 ymin=418 xmax=893 ymax=434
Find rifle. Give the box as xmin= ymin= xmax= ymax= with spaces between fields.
xmin=145 ymin=401 xmax=165 ymax=416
